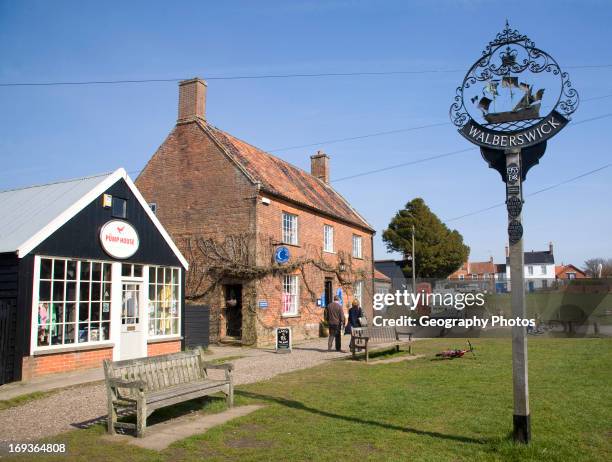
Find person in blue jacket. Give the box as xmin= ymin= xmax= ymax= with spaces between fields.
xmin=346 ymin=299 xmax=364 ymax=352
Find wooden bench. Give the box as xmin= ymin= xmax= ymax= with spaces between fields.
xmin=351 ymin=326 xmax=413 ymax=362
xmin=103 ymin=348 xmax=234 ymax=437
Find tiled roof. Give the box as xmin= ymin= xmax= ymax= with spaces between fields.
xmin=374 ymin=269 xmax=391 ymax=282
xmin=555 ymin=264 xmax=585 ymax=277
xmin=468 ymin=261 xmax=496 ymax=274
xmin=507 ymin=251 xmax=554 ymax=265
xmin=204 ymin=124 xmax=373 ymax=232
xmin=374 ymin=260 xmax=408 ymax=282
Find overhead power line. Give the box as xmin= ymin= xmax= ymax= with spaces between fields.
xmin=444 ymin=163 xmax=612 ymax=223
xmin=268 ymin=93 xmax=612 ymax=152
xmin=267 ymin=122 xmax=449 ymax=152
xmin=262 ymin=111 xmax=612 ymax=203
xmin=2 ymin=64 xmax=612 ymax=87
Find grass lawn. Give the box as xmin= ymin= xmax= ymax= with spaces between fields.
xmin=7 ymin=338 xmax=612 ymax=462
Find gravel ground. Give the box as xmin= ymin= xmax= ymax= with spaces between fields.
xmin=0 ymin=338 xmax=351 ymax=444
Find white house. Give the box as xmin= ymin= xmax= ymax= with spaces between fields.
xmin=506 ymin=242 xmax=556 ymax=291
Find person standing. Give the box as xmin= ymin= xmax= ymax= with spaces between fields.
xmin=327 ymin=295 xmax=345 ymax=352
xmin=347 ymin=299 xmax=364 ymax=352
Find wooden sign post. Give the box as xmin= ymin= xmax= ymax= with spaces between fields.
xmin=450 ymin=22 xmax=578 ymax=443
xmin=506 ymin=148 xmax=530 ymax=443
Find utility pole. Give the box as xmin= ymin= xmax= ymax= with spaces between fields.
xmin=506 ymin=148 xmax=530 ymax=443
xmin=411 ymin=223 xmax=416 ymax=291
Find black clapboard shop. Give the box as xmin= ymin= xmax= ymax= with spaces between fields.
xmin=0 ymin=168 xmax=188 ymax=384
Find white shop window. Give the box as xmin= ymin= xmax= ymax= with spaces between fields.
xmin=36 ymin=257 xmax=112 ymax=348
xmin=354 ymin=280 xmax=364 ymax=306
xmin=282 ymin=274 xmax=299 ymax=316
xmin=323 ymin=224 xmax=334 ymax=253
xmin=148 ymin=266 xmax=181 ymax=337
xmin=282 ymin=212 xmax=298 ymax=245
xmin=352 ymin=235 xmax=362 ymax=258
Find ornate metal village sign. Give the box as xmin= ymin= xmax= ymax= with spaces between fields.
xmin=449 ymin=22 xmax=578 ymax=444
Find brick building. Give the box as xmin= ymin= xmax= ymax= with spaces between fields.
xmin=448 ymin=257 xmax=496 ymax=281
xmin=555 ymin=264 xmax=587 ymax=280
xmin=136 ymin=78 xmax=375 ymax=346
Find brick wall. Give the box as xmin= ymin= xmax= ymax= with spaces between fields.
xmin=136 ymin=122 xmax=257 ymax=343
xmin=21 ymin=347 xmax=112 ymax=380
xmin=255 ymin=195 xmax=374 ymax=345
xmin=147 ymin=340 xmax=182 ymax=356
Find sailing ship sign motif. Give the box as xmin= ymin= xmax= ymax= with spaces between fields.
xmin=450 ymin=22 xmax=579 ymax=150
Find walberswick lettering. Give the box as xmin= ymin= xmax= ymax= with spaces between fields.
xmin=460 ymin=110 xmax=569 ymax=149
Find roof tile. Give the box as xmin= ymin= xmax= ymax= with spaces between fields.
xmin=205 ymin=124 xmax=373 ymax=231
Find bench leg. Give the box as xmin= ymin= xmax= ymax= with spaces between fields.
xmin=395 ymin=344 xmax=400 ymax=353
xmin=136 ymin=398 xmax=147 ymax=438
xmin=365 ymin=345 xmax=369 ymax=363
xmin=107 ymin=402 xmax=117 ymax=435
xmin=227 ymin=381 xmax=234 ymax=408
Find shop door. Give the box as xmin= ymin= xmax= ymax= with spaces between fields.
xmin=120 ymin=283 xmax=145 ymax=360
xmin=224 ymin=285 xmax=242 ymax=338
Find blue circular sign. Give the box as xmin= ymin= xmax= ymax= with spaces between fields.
xmin=275 ymin=246 xmax=290 ymax=264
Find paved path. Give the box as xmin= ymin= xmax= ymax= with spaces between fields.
xmin=0 ymin=338 xmax=354 ymax=444
xmin=102 ymin=405 xmax=265 ymax=451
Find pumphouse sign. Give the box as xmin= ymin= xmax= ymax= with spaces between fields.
xmin=461 ymin=110 xmax=568 ymax=149
xmin=100 ymin=219 xmax=140 ymax=259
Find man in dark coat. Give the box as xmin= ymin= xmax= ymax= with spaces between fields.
xmin=327 ymin=295 xmax=345 ymax=352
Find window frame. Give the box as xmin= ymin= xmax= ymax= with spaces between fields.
xmin=147 ymin=265 xmax=182 ymax=338
xmin=354 ymin=280 xmax=364 ymax=306
xmin=111 ymin=197 xmax=127 ymax=219
xmin=352 ymin=234 xmax=363 ymax=259
xmin=323 ymin=224 xmax=334 ymax=253
xmin=32 ymin=256 xmax=113 ymax=352
xmin=282 ymin=212 xmax=299 ymax=246
xmin=282 ymin=274 xmax=299 ymax=316
xmin=528 ymin=265 xmax=534 ymax=276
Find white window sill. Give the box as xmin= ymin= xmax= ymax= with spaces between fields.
xmin=281 ymin=313 xmax=300 ymax=319
xmin=323 ymin=250 xmax=335 ymax=254
xmin=147 ymin=336 xmax=182 ymax=344
xmin=33 ymin=342 xmax=115 ymax=356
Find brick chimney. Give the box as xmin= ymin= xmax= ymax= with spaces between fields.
xmin=505 ymin=245 xmax=509 ymax=257
xmin=178 ymin=78 xmax=207 ymax=122
xmin=310 ymin=150 xmax=330 ymax=183
xmin=549 ymin=241 xmax=554 ymax=254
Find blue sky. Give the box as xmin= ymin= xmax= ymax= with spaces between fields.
xmin=1 ymin=0 xmax=610 ymax=267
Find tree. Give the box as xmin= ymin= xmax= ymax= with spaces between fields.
xmin=383 ymin=198 xmax=470 ymax=279
xmin=583 ymin=258 xmax=612 ymax=278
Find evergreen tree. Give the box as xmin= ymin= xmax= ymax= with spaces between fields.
xmin=383 ymin=198 xmax=469 ymax=278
